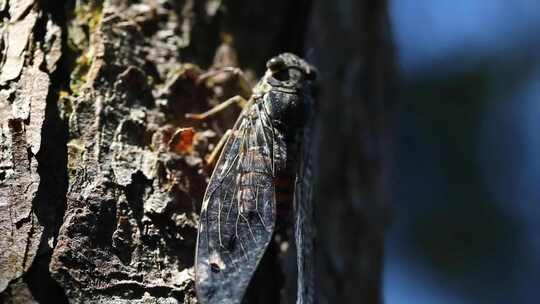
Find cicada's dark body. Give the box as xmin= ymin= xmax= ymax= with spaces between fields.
xmin=195 ymin=53 xmax=317 ymax=304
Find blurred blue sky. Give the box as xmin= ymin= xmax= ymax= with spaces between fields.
xmin=391 ymin=0 xmax=540 ymax=76
xmin=386 ymin=1 xmax=540 ymax=303
xmin=476 ymin=72 xmax=540 ymax=300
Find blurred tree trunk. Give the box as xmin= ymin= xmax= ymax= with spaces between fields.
xmin=0 ymin=0 xmax=393 ymax=303
xmin=307 ymin=2 xmax=394 ymax=303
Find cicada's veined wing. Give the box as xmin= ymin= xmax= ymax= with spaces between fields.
xmin=195 ymin=99 xmax=277 ymax=304
xmin=294 ymin=94 xmax=316 ymax=304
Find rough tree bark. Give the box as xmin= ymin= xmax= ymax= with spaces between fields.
xmin=0 ymin=0 xmax=393 ymax=303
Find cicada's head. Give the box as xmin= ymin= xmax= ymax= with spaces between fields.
xmin=255 ymin=53 xmax=317 ymax=129
xmin=265 ymin=53 xmax=317 ymax=91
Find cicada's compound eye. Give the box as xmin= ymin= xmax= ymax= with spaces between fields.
xmin=267 ymin=57 xmax=286 ymax=72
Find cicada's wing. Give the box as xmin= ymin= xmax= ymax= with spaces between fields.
xmin=195 ymin=100 xmax=276 ymax=304
xmin=294 ymin=99 xmax=316 ymax=304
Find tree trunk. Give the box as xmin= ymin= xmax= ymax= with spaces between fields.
xmin=307 ymin=2 xmax=394 ymax=303
xmin=0 ymin=0 xmax=394 ymax=303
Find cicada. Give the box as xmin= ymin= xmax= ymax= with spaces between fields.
xmin=194 ymin=53 xmax=317 ymax=304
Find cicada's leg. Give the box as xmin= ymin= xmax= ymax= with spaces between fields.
xmin=185 ymin=95 xmax=248 ymax=120
xmin=198 ymin=66 xmax=253 ymax=99
xmin=197 ymin=67 xmax=241 ymax=83
xmin=205 ymin=129 xmax=232 ymax=166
